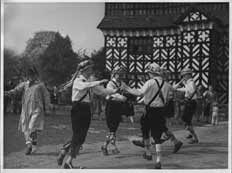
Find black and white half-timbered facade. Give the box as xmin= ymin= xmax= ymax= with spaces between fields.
xmin=97 ymin=3 xmax=229 ymax=104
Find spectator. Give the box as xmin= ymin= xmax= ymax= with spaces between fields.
xmin=4 ymin=81 xmax=14 ymax=114
xmin=203 ymin=85 xmax=217 ymax=123
xmin=53 ymin=86 xmax=58 ymax=104
xmin=195 ymin=85 xmax=204 ymax=122
xmin=211 ymin=101 xmax=219 ymax=125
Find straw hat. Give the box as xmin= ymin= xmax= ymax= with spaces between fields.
xmin=181 ymin=67 xmax=193 ymax=76
xmin=146 ymin=62 xmax=161 ymax=75
xmin=112 ymin=66 xmax=126 ymax=75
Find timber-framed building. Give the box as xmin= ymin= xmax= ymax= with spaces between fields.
xmin=97 ymin=3 xmax=229 ymax=104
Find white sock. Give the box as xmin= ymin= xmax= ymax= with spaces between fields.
xmin=156 ymin=144 xmax=161 ymax=163
xmin=32 ymin=145 xmax=37 ymax=153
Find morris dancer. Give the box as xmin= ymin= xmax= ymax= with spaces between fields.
xmin=173 ymin=67 xmax=199 ymax=144
xmin=57 ymin=61 xmax=90 ymax=165
xmin=59 ymin=63 xmax=117 ymax=169
xmin=157 ymin=68 xmax=183 ymax=148
xmin=122 ymin=63 xmax=173 ymax=169
xmin=131 ymin=68 xmax=183 ymax=154
xmin=211 ymin=101 xmax=219 ymax=125
xmin=4 ymin=66 xmax=51 ymax=155
xmin=101 ymin=66 xmax=135 ymax=155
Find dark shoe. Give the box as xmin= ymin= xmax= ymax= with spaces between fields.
xmin=25 ymin=144 xmax=32 ymax=155
xmin=57 ymin=150 xmax=66 ymax=166
xmin=188 ymin=139 xmax=199 ymax=144
xmin=143 ymin=152 xmax=152 ymax=161
xmin=132 ymin=140 xmax=145 ymax=148
xmin=101 ymin=146 xmax=108 ymax=156
xmin=173 ymin=141 xmax=183 ymax=153
xmin=112 ymin=148 xmax=120 ymax=154
xmin=63 ymin=162 xmax=73 ymax=169
xmin=162 ymin=134 xmax=171 ymax=141
xmin=155 ymin=162 xmax=162 ymax=169
xmin=186 ymin=134 xmax=193 ymax=139
xmin=152 ymin=139 xmax=166 ymax=145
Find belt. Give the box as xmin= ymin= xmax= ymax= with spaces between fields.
xmin=185 ymin=98 xmax=197 ymax=101
xmin=146 ymin=106 xmax=164 ymax=109
xmin=72 ymin=101 xmax=90 ymax=104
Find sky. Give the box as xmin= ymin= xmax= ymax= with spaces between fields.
xmin=4 ymin=3 xmax=105 ymax=56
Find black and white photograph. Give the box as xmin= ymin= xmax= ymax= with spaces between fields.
xmin=1 ymin=1 xmax=231 ymax=171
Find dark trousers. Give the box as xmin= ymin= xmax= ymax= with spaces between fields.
xmin=182 ymin=100 xmax=197 ymax=126
xmin=70 ymin=102 xmax=91 ymax=158
xmin=105 ymin=100 xmax=122 ymax=133
xmin=141 ymin=107 xmax=167 ymax=144
xmin=204 ymin=103 xmax=211 ymax=118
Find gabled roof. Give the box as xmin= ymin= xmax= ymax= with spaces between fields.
xmin=97 ymin=15 xmax=179 ymax=30
xmin=174 ymin=7 xmax=225 ymax=27
xmin=175 ymin=7 xmax=211 ymax=24
xmin=97 ymin=4 xmax=228 ymax=30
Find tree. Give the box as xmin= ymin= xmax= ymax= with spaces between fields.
xmin=23 ymin=31 xmax=80 ymax=86
xmin=90 ymin=47 xmax=110 ymax=79
xmin=4 ymin=48 xmax=20 ymax=86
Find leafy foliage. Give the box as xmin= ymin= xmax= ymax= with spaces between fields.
xmin=23 ymin=31 xmax=80 ymax=86
xmin=90 ymin=47 xmax=110 ymax=79
xmin=4 ymin=48 xmax=20 ymax=85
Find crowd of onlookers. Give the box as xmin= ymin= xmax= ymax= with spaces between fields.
xmin=4 ymin=79 xmax=220 ymax=125
xmin=174 ymin=84 xmax=219 ymax=125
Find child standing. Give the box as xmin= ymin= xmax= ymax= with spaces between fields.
xmin=211 ymin=101 xmax=219 ymax=125
xmin=203 ymin=85 xmax=217 ymax=123
xmin=4 ymin=66 xmax=51 ymax=155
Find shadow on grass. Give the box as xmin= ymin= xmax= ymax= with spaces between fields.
xmin=31 ymin=152 xmax=58 ymax=156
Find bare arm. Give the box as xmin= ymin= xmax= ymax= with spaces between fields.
xmin=122 ymin=81 xmax=149 ymax=97
xmin=73 ymin=79 xmax=108 ymax=90
xmin=125 ymin=87 xmax=143 ymax=97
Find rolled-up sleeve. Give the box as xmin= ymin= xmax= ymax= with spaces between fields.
xmin=73 ymin=79 xmax=101 ymax=90
xmin=136 ymin=80 xmax=151 ymax=96
xmin=176 ymin=87 xmax=186 ymax=92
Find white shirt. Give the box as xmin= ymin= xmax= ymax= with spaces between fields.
xmin=138 ymin=76 xmax=171 ymax=107
xmin=175 ymin=78 xmax=197 ymax=100
xmin=106 ymin=78 xmax=127 ymax=102
xmin=72 ymin=75 xmax=101 ymax=102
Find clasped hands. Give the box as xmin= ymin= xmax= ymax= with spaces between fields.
xmin=119 ymin=82 xmax=131 ymax=93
